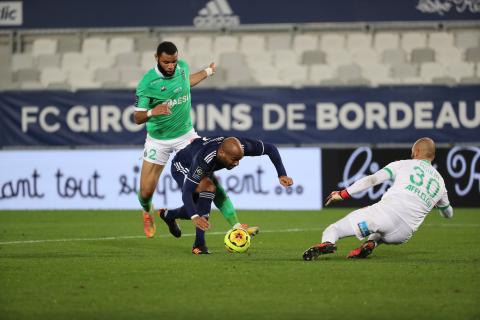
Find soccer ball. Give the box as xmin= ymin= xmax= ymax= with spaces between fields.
xmin=224 ymin=228 xmax=251 ymax=253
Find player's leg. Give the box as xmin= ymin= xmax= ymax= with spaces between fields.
xmin=347 ymin=239 xmax=377 ymax=259
xmin=347 ymin=208 xmax=407 ymax=259
xmin=158 ymin=163 xmax=189 ymax=238
xmin=138 ymin=160 xmax=163 ymax=238
xmin=303 ymin=208 xmax=370 ymax=261
xmin=139 ymin=136 xmax=173 ymax=238
xmin=211 ymin=176 xmax=260 ymax=236
xmin=192 ymin=177 xmax=216 ymax=254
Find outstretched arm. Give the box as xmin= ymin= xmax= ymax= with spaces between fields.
xmin=325 ymin=169 xmax=390 ymax=206
xmin=346 ymin=169 xmax=390 ymax=195
xmin=241 ymin=138 xmax=293 ymax=187
xmin=436 ymin=192 xmax=453 ymax=219
xmin=182 ymin=178 xmax=210 ymax=231
xmin=190 ymin=63 xmax=216 ymax=87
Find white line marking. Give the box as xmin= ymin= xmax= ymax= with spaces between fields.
xmin=0 ymin=228 xmax=325 ymax=245
xmin=0 ymin=224 xmax=477 ymax=245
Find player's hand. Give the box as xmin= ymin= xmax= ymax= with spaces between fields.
xmin=209 ymin=62 xmax=216 ymax=75
xmin=279 ymin=176 xmax=293 ymax=187
xmin=152 ymin=103 xmax=171 ymax=116
xmin=325 ymin=190 xmax=350 ymax=206
xmin=192 ymin=216 xmax=210 ymax=231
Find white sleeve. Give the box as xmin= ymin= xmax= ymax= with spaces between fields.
xmin=436 ymin=191 xmax=453 ymax=219
xmin=346 ymin=169 xmax=391 ymax=195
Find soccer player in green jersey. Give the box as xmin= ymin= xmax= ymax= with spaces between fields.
xmin=134 ymin=41 xmax=258 ymax=238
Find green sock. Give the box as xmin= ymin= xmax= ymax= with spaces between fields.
xmin=137 ymin=191 xmax=152 ymax=213
xmin=212 ymin=177 xmax=239 ymax=227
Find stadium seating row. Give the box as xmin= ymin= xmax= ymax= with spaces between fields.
xmin=1 ymin=29 xmax=479 ymax=90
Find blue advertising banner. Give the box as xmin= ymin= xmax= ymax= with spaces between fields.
xmin=4 ymin=0 xmax=480 ymax=29
xmin=0 ymin=86 xmax=479 ymax=147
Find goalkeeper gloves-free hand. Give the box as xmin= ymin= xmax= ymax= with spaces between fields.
xmin=325 ymin=190 xmax=350 ymax=207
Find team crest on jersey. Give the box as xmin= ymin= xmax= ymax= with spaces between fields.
xmin=192 ymin=167 xmax=204 ymax=180
xmin=173 ymin=86 xmax=182 ymax=93
xmin=181 ymin=70 xmax=186 ymax=80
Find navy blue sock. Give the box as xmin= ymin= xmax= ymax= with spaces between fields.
xmin=193 ymin=191 xmax=215 ymax=248
xmin=166 ymin=206 xmax=190 ymax=220
xmin=194 ymin=217 xmax=209 ymax=248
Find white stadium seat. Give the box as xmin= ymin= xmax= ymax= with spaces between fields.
xmin=319 ymin=33 xmax=345 ymax=52
xmin=374 ymin=32 xmax=400 ymax=52
xmin=420 ymin=62 xmax=446 ymax=81
xmin=62 ymin=52 xmax=88 ymax=71
xmin=447 ymin=62 xmax=475 ymax=81
xmin=68 ymin=69 xmax=99 ymax=89
xmin=239 ymin=35 xmax=266 ymax=53
xmin=187 ymin=35 xmax=213 ymax=54
xmin=272 ymin=49 xmax=300 ymax=67
xmin=213 ymin=35 xmax=239 ymax=55
xmin=428 ymin=32 xmax=455 ymax=51
xmin=12 ymin=53 xmax=35 ymax=71
xmin=32 ymin=38 xmax=58 ymax=56
xmin=293 ymin=34 xmax=319 ymax=53
xmin=308 ymin=64 xmax=336 ymax=84
xmin=347 ymin=33 xmax=372 ymax=51
xmin=109 ymin=37 xmax=135 ymax=55
xmin=82 ymin=37 xmax=108 ymax=56
xmin=40 ymin=67 xmax=68 ymax=86
xmin=401 ymin=32 xmax=427 ymax=52
xmin=88 ymin=54 xmax=114 ymax=69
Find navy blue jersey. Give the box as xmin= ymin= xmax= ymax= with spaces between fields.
xmin=171 ymin=136 xmax=287 ymax=218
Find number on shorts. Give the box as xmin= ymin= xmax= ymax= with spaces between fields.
xmin=147 ymin=149 xmax=156 ymax=160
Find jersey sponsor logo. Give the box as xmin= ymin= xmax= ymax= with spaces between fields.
xmin=202 ymin=136 xmax=225 ymax=145
xmin=193 ymin=0 xmax=240 ymax=28
xmin=164 ymin=94 xmax=190 ymax=107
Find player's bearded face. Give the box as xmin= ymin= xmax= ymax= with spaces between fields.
xmin=220 ymin=154 xmax=242 ymax=170
xmin=157 ymin=53 xmax=178 ymax=77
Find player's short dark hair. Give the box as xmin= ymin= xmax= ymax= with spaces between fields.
xmin=156 ymin=41 xmax=178 ymax=56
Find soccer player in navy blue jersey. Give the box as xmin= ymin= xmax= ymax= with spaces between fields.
xmin=159 ymin=136 xmax=294 ymax=254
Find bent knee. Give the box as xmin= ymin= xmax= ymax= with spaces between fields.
xmin=196 ymin=177 xmax=216 ymax=193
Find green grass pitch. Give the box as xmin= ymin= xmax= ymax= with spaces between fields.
xmin=1 ymin=209 xmax=479 ymax=320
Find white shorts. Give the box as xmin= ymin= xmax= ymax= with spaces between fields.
xmin=344 ymin=202 xmax=414 ymax=244
xmin=142 ymin=129 xmax=199 ymax=165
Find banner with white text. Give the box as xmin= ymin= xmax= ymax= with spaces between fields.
xmin=6 ymin=0 xmax=480 ymax=29
xmin=322 ymin=146 xmax=479 ymax=207
xmin=0 ymin=86 xmax=479 ymax=147
xmin=0 ymin=148 xmax=321 ymax=210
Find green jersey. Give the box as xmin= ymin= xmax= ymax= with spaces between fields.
xmin=135 ymin=60 xmax=193 ymax=140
